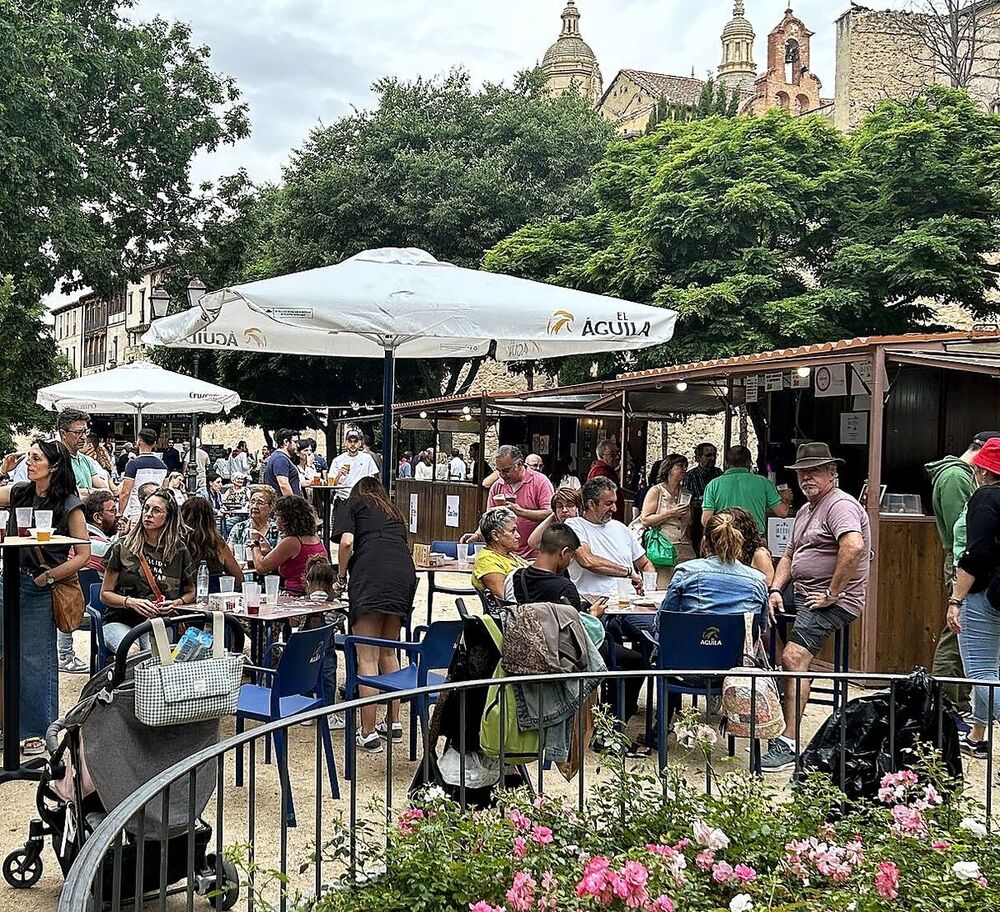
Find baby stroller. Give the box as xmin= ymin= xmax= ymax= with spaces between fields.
xmin=3 ymin=613 xmax=244 ymax=909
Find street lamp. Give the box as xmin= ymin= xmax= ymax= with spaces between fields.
xmin=186 ymin=277 xmax=207 ymax=495
xmin=150 ymin=285 xmax=171 ymax=320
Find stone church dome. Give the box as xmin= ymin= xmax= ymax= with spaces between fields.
xmin=541 ymin=2 xmax=603 ymax=102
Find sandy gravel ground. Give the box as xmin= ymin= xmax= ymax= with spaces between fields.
xmin=1 ymin=572 xmax=995 ymax=911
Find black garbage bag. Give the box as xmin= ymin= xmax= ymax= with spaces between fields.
xmin=800 ymin=669 xmax=963 ymax=800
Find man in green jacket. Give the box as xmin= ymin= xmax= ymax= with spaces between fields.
xmin=926 ymin=431 xmax=1000 ymax=715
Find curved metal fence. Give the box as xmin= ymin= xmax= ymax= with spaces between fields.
xmin=52 ymin=668 xmax=998 ymax=912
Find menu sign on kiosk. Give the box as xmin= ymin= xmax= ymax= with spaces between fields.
xmin=767 ymin=517 xmax=795 ymax=557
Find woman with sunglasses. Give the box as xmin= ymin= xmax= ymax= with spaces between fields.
xmin=100 ymin=490 xmax=196 ymax=654
xmin=0 ymin=439 xmax=91 ymax=755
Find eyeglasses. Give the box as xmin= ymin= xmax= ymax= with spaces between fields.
xmin=62 ymin=426 xmax=89 ymax=438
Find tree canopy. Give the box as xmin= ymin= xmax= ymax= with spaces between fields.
xmin=485 ymin=87 xmax=1000 ymax=382
xmin=173 ymin=68 xmax=615 ymax=439
xmin=0 ymin=0 xmax=247 ymax=441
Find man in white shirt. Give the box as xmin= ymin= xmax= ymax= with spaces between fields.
xmin=414 ymin=450 xmax=434 ymax=481
xmin=566 ymin=477 xmax=654 ymax=602
xmin=119 ymin=428 xmax=168 ymax=519
xmin=449 ymin=448 xmax=467 ymax=481
xmin=332 ymin=427 xmax=380 ymax=501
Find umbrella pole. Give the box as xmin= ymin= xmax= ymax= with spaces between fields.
xmin=381 ymin=348 xmax=395 ymax=491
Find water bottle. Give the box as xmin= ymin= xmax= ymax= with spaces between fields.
xmin=196 ymin=560 xmax=210 ymax=603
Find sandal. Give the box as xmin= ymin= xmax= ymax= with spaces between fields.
xmin=21 ymin=737 xmax=45 ymax=757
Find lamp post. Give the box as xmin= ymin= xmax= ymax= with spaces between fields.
xmin=184 ymin=278 xmax=207 ymax=494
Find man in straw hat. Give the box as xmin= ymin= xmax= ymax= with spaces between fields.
xmin=761 ymin=442 xmax=871 ymax=772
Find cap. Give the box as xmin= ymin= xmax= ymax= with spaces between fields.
xmin=972 ymin=431 xmax=1000 ymax=446
xmin=345 ymin=428 xmax=362 ymax=441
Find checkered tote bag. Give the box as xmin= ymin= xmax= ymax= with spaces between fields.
xmin=134 ymin=613 xmax=245 ymax=727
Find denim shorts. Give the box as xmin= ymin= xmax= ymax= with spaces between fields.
xmin=788 ymin=603 xmax=855 ymax=656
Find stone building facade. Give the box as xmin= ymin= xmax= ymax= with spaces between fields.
xmin=834 ymin=3 xmax=1000 ymax=133
xmin=540 ymin=1 xmax=603 ymax=104
xmin=718 ymin=0 xmax=758 ymax=94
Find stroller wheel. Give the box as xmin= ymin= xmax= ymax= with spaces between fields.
xmin=204 ymin=854 xmax=240 ymax=910
xmin=3 ymin=848 xmax=43 ymax=888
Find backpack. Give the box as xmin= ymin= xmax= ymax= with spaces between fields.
xmin=478 ymin=616 xmax=541 ymax=762
xmin=721 ymin=614 xmax=785 ymax=741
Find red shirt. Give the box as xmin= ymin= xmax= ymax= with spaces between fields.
xmin=487 ymin=468 xmax=555 ymax=558
xmin=587 ymin=460 xmax=617 ymax=481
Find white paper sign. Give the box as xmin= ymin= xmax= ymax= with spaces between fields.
xmin=409 ymin=494 xmax=419 ymax=534
xmin=767 ymin=517 xmax=795 ymax=557
xmin=852 ymin=395 xmax=871 ymax=412
xmin=791 ymin=371 xmax=811 ymax=389
xmin=745 ymin=375 xmax=759 ymax=404
xmin=851 ymin=362 xmax=873 ymax=396
xmin=445 ymin=495 xmax=460 ymax=528
xmin=764 ymin=372 xmax=784 ymax=393
xmin=814 ymin=364 xmax=847 ymax=398
xmin=840 ymin=411 xmax=868 ymax=445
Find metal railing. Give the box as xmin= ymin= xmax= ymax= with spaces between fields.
xmin=55 ymin=668 xmax=998 ymax=912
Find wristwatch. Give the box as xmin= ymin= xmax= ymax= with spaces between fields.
xmin=824 ymin=587 xmax=843 ymax=602
xmin=767 ymin=588 xmax=783 ymax=596
xmin=44 ymin=573 xmax=56 ymax=587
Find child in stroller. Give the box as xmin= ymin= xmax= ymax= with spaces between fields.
xmin=2 ymin=613 xmax=244 ymax=909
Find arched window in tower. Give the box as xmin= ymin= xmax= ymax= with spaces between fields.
xmin=991 ymin=98 xmax=1000 ymax=114
xmin=796 ymin=94 xmax=810 ymax=115
xmin=776 ymin=91 xmax=790 ymax=110
xmin=785 ymin=38 xmax=800 ymax=85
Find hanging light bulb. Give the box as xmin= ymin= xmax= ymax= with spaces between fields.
xmin=676 ymin=381 xmax=689 ymax=392
xmin=419 ymin=411 xmax=428 ymax=419
xmin=796 ymin=367 xmax=811 ymax=378
xmin=462 ymin=406 xmax=471 ymax=414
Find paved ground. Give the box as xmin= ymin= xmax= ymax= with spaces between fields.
xmin=1 ymin=572 xmax=994 ymax=911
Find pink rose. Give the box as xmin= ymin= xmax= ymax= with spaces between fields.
xmin=696 ymin=849 xmax=716 ymax=872
xmin=734 ymin=864 xmax=757 ymax=883
xmin=513 ymin=837 xmax=527 ymax=859
xmin=532 ymin=825 xmax=554 ymax=845
xmin=508 ymin=809 xmax=531 ymax=832
xmin=712 ymin=861 xmax=735 ymax=884
xmin=650 ymin=896 xmax=675 ymax=912
xmin=875 ymin=861 xmax=900 ymax=901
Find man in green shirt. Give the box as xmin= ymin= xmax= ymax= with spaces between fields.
xmin=57 ymin=408 xmax=109 ymax=498
xmin=702 ymin=445 xmax=788 ymax=534
xmin=925 ymin=431 xmax=1000 ymax=716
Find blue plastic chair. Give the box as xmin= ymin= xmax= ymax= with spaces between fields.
xmin=426 ymin=541 xmax=477 ymax=623
xmin=343 ymin=619 xmax=464 ymax=776
xmin=235 ymin=624 xmax=340 ymax=827
xmin=652 ymin=611 xmax=758 ymax=769
xmin=85 ymin=582 xmax=109 ymax=673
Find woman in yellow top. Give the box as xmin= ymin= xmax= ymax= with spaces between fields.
xmin=471 ymin=507 xmax=527 ymax=599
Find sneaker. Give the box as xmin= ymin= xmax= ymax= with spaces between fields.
xmin=58 ymin=655 xmax=89 ymax=674
xmin=960 ymin=733 xmax=989 ymax=759
xmin=328 ymin=710 xmax=346 ymax=730
xmin=760 ymin=738 xmax=796 ymax=773
xmin=356 ymin=731 xmax=383 ymax=754
xmin=376 ymin=721 xmax=403 ymax=743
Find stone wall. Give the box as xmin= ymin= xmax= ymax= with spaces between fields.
xmin=834 ymin=5 xmax=1000 ymax=133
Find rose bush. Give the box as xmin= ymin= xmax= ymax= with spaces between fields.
xmin=247 ymin=714 xmax=999 ymax=912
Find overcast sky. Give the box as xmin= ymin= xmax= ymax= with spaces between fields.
xmin=132 ymin=0 xmax=913 ymax=187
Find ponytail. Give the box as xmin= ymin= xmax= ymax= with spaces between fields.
xmin=704 ymin=512 xmax=744 ymax=563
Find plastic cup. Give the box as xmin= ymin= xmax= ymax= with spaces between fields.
xmin=0 ymin=510 xmax=7 ymax=543
xmin=457 ymin=542 xmax=469 ymax=565
xmin=232 ymin=544 xmax=245 ymax=564
xmin=35 ymin=510 xmax=53 ymax=542
xmin=218 ymin=576 xmax=235 ymax=593
xmin=15 ymin=507 xmax=32 ymax=538
xmin=615 ymin=576 xmax=634 ymax=607
xmin=243 ymin=582 xmax=261 ymax=615
xmin=642 ymin=571 xmax=658 ymax=594
xmin=264 ymin=575 xmax=280 ymax=606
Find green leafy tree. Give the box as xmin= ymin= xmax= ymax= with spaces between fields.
xmin=0 ymin=0 xmax=247 ymax=439
xmin=168 ymin=67 xmax=614 ymax=445
xmin=0 ymin=278 xmax=69 ymax=452
xmin=486 ymin=87 xmax=1000 ymax=382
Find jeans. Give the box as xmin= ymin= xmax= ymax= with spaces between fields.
xmin=957 ymin=590 xmax=1000 ymax=727
xmin=103 ymin=622 xmax=151 ymax=656
xmin=58 ymin=629 xmax=77 ymax=661
xmin=0 ymin=570 xmax=59 ymax=739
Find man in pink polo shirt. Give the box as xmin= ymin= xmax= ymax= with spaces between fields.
xmin=486 ymin=445 xmax=554 ymax=558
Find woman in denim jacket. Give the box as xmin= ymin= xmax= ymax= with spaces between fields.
xmin=660 ymin=511 xmax=768 ymax=628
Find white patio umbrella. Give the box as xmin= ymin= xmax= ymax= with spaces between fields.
xmin=143 ymin=247 xmax=678 ymax=486
xmin=37 ymin=361 xmax=241 ymax=432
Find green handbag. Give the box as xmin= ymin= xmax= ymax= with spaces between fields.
xmin=643 ymin=528 xmax=677 ymax=569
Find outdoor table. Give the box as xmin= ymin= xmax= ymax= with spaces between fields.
xmin=414 ymin=560 xmax=475 ymax=625
xmin=1 ymin=535 xmax=87 ymax=784
xmin=304 ymin=485 xmax=337 ymax=556
xmin=216 ymin=594 xmax=347 ymax=666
